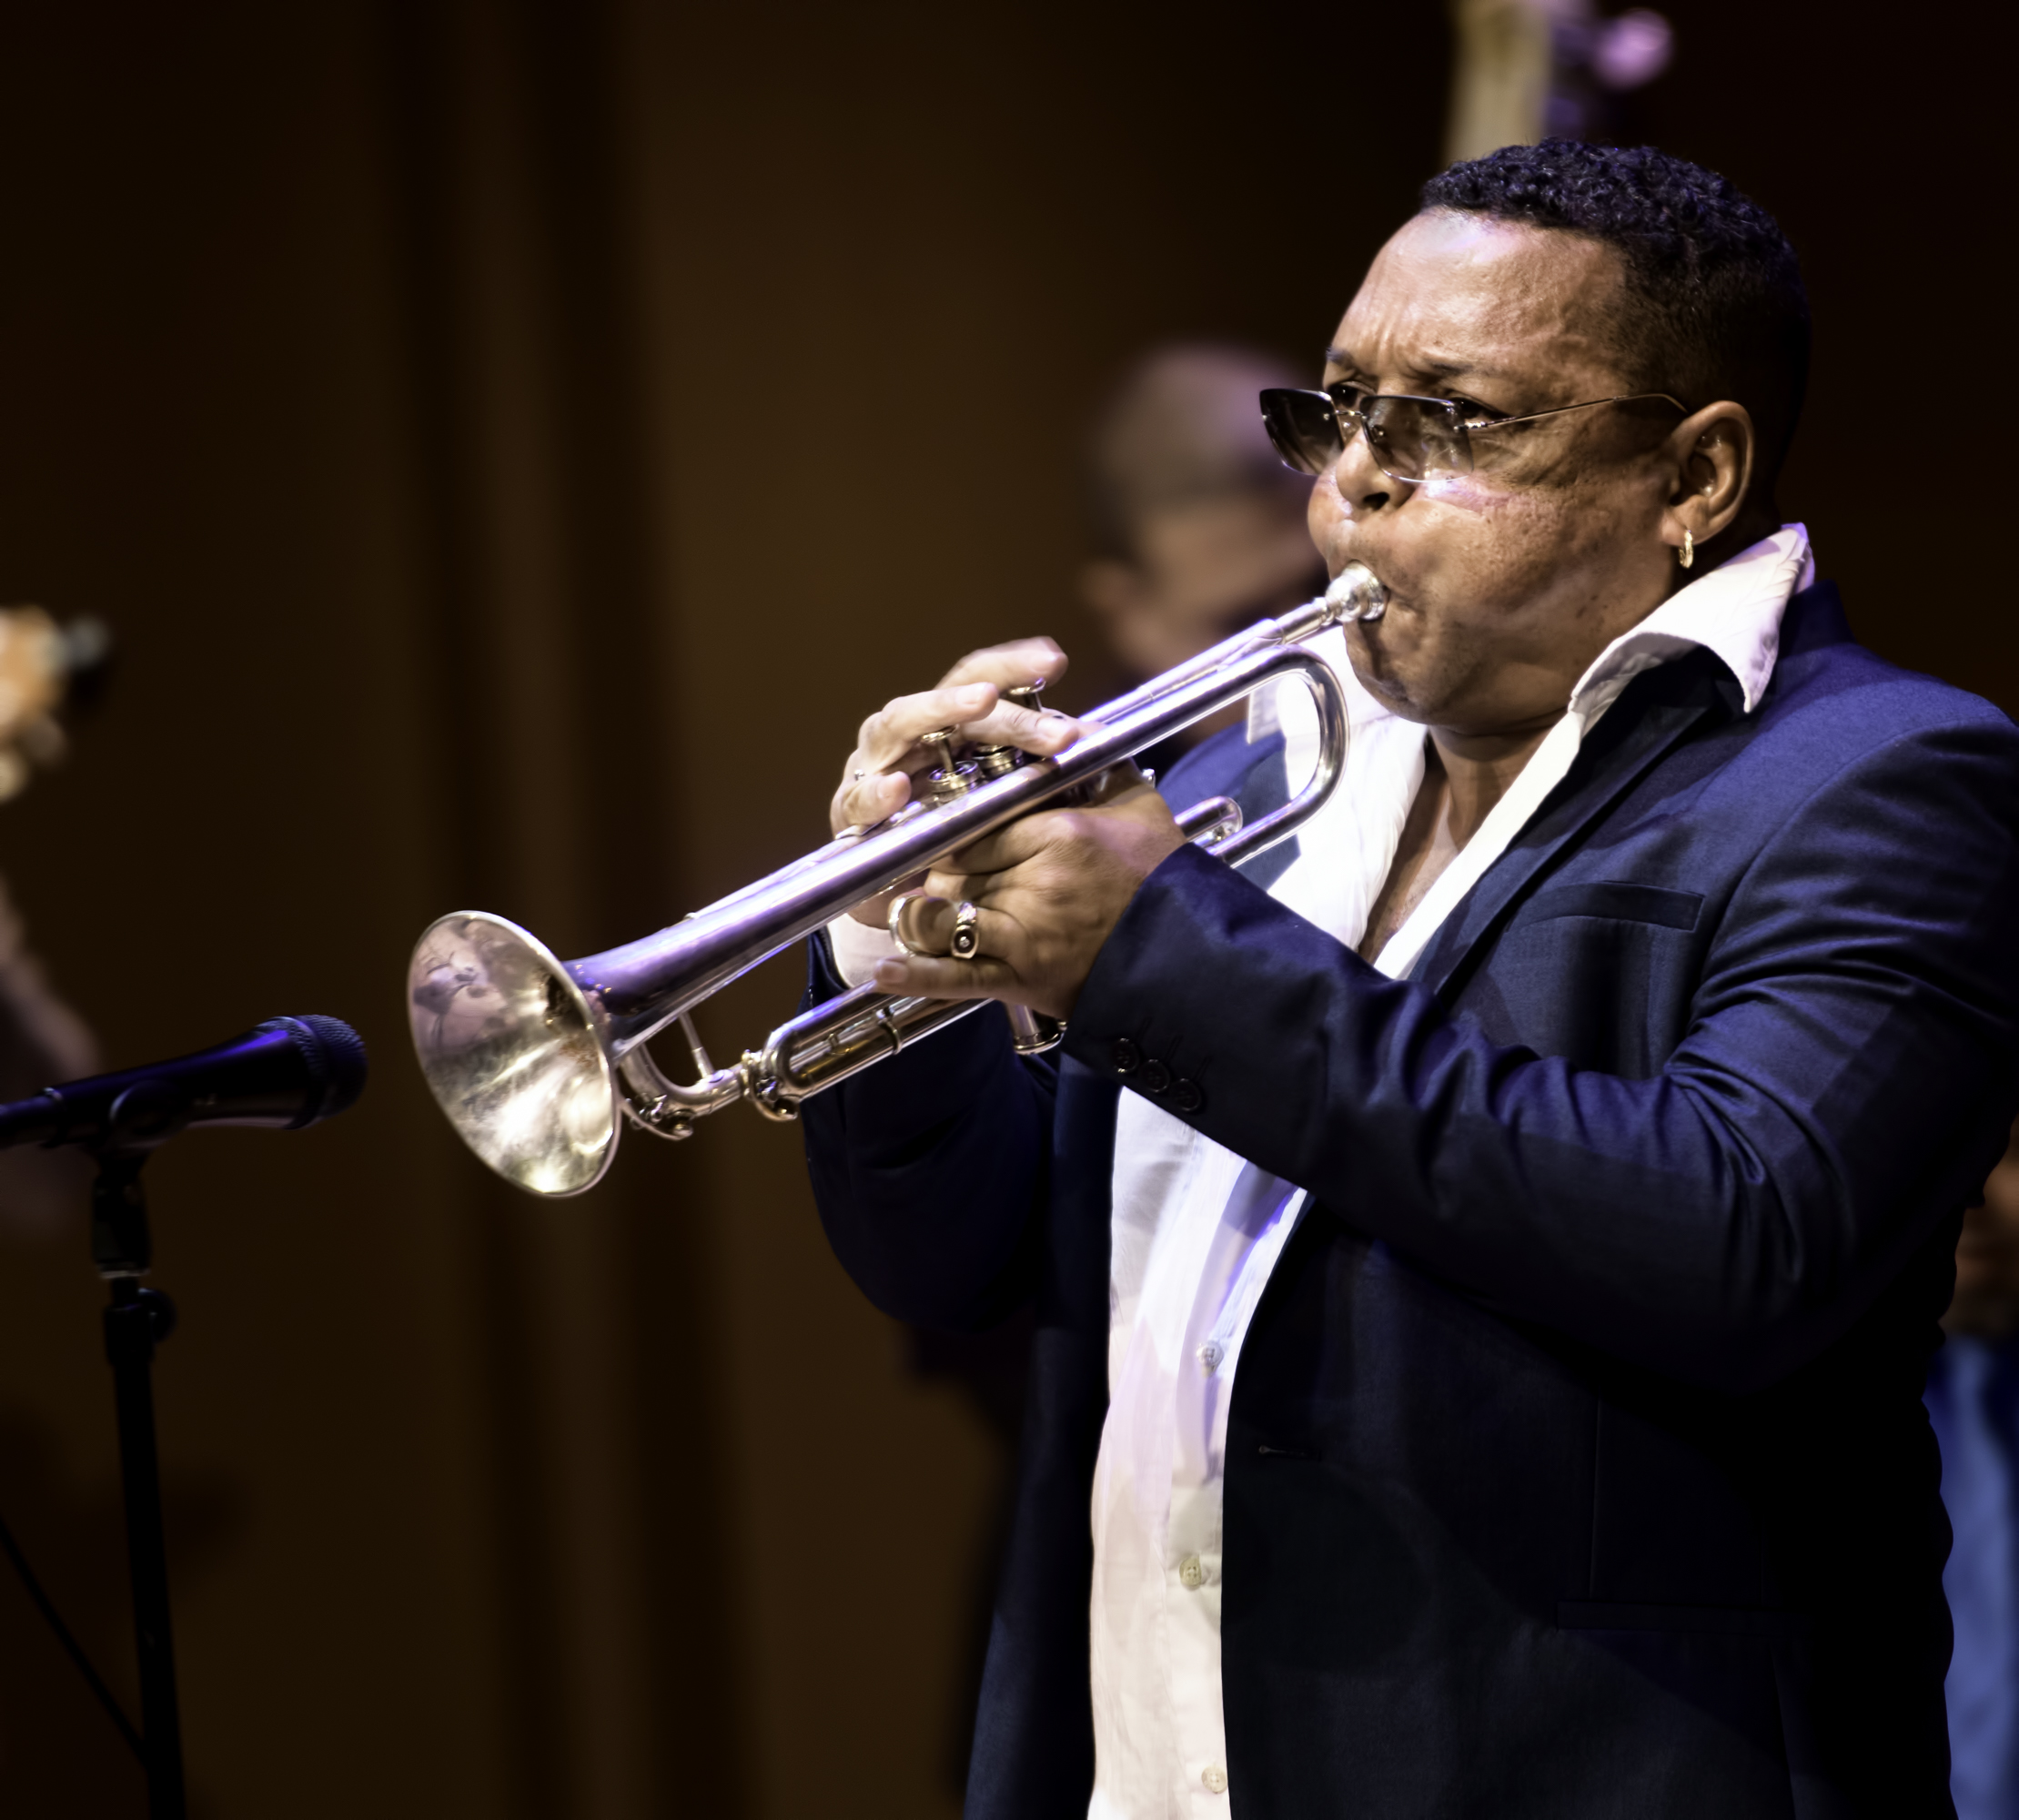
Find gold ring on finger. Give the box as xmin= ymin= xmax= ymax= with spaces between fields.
xmin=887 ymin=890 xmax=937 ymax=958
xmin=950 ymin=900 xmax=982 ymax=962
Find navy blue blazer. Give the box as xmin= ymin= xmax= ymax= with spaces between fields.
xmin=803 ymin=582 xmax=2019 ymax=1817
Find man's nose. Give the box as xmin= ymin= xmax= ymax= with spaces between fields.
xmin=1331 ymin=420 xmax=1409 ymax=517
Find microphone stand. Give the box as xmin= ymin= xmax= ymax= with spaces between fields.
xmin=90 ymin=1146 xmax=185 ymax=1820
xmin=0 ymin=1016 xmax=366 ymax=1814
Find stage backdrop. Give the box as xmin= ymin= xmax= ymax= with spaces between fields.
xmin=0 ymin=2 xmax=1996 ymax=1817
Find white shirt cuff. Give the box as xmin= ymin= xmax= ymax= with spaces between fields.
xmin=827 ymin=913 xmax=901 ymax=987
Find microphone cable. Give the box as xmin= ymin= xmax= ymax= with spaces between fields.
xmin=0 ymin=1497 xmax=142 ymax=1759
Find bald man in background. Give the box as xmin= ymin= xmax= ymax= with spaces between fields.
xmin=1078 ymin=345 xmax=1326 ymax=709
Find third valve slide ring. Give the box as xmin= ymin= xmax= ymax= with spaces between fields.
xmin=950 ymin=900 xmax=982 ymax=962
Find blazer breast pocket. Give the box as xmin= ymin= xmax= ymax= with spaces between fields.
xmin=1519 ymin=881 xmax=1703 ymax=933
xmin=1469 ymin=881 xmax=1708 ymax=1075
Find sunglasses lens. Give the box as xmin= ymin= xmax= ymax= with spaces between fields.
xmin=1362 ymin=396 xmax=1472 ymax=483
xmin=1263 ymin=389 xmax=1476 ymax=483
xmin=1258 ymin=389 xmax=1339 ymax=476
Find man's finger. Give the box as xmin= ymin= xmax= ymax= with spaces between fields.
xmin=832 ymin=769 xmax=911 ymax=836
xmin=952 ymin=702 xmax=1087 ymax=759
xmin=872 ymin=953 xmax=1022 ymax=1004
xmin=935 ymin=637 xmax=1069 ymax=693
xmin=934 ymin=809 xmax=1071 ymax=882
xmin=920 ymin=864 xmax=974 ymax=906
xmin=899 ymin=895 xmax=1021 ymax=961
xmin=832 ymin=766 xmax=913 ymax=834
xmin=841 ymin=867 xmax=927 ymax=929
xmin=855 ymin=688 xmax=1085 ymax=779
xmin=855 ymin=682 xmax=1001 ymax=771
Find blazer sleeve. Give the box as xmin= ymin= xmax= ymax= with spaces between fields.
xmin=1065 ymin=713 xmax=2019 ymax=1393
xmin=799 ymin=932 xmax=1057 ymax=1331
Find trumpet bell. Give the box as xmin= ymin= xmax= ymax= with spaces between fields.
xmin=409 ymin=911 xmax=618 ymax=1197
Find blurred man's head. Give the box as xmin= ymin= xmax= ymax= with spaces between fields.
xmin=1080 ymin=345 xmax=1326 ymax=680
xmin=1952 ymin=1123 xmax=2019 ymax=1341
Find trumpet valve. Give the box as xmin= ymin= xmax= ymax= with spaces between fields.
xmin=972 ymin=679 xmax=1045 ymax=780
xmin=920 ymin=726 xmax=981 ymax=804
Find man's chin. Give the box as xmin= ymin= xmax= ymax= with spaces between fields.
xmin=1344 ymin=621 xmax=1426 ymax=719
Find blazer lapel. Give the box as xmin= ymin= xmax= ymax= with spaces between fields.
xmin=1412 ymin=651 xmax=1736 ymax=1002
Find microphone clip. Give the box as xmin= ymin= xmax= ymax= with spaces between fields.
xmin=89 ymin=1148 xmax=155 ymax=1279
xmin=86 ymin=1079 xmax=196 ymax=1279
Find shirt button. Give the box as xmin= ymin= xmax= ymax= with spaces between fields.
xmin=1202 ymin=1765 xmax=1228 ymax=1794
xmin=1178 ymin=1553 xmax=1206 ymax=1588
xmin=1109 ymin=1037 xmax=1140 ymax=1077
xmin=1139 ymin=1058 xmax=1172 ymax=1094
xmin=1169 ymin=1077 xmax=1202 ymax=1114
xmin=1196 ymin=1340 xmax=1223 ymax=1373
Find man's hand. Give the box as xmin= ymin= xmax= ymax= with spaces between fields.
xmin=831 ymin=637 xmax=1080 ymax=835
xmin=831 ymin=637 xmax=1085 ymax=930
xmin=873 ymin=770 xmax=1187 ymax=1020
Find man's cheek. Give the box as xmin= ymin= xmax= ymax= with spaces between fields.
xmin=1398 ymin=489 xmax=1563 ymax=609
xmin=1362 ymin=484 xmax=1518 ymax=591
xmin=1412 ymin=471 xmax=1510 ymax=517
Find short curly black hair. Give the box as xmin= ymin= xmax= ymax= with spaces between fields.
xmin=1421 ymin=140 xmax=1809 ymax=488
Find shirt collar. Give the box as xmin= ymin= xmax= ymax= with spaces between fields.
xmin=1255 ymin=521 xmax=1816 ymax=756
xmin=1567 ymin=521 xmax=1812 ymax=724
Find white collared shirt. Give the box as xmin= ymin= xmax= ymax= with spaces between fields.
xmin=830 ymin=526 xmax=1816 ymax=1815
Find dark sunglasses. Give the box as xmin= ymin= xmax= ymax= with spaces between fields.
xmin=1258 ymin=382 xmax=1689 ymax=485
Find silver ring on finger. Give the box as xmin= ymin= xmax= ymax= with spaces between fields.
xmin=950 ymin=900 xmax=983 ymax=962
xmin=887 ymin=890 xmax=936 ymax=958
xmin=853 ymin=767 xmax=870 ymax=783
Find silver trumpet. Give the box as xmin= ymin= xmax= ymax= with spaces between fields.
xmin=408 ymin=563 xmax=1386 ymax=1196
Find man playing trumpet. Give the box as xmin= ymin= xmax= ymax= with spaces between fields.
xmin=809 ymin=140 xmax=2016 ymax=1815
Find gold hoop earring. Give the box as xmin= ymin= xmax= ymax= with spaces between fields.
xmin=1679 ymin=530 xmax=1694 ymax=570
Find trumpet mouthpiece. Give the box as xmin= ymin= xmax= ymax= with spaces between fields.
xmin=1325 ymin=562 xmax=1387 ymax=623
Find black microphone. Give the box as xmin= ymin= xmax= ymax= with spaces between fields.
xmin=0 ymin=1015 xmax=368 ymax=1152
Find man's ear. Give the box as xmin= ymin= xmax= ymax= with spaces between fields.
xmin=1660 ymin=400 xmax=1755 ymax=558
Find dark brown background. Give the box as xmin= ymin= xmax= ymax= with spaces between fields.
xmin=0 ymin=1 xmax=1998 ymax=1815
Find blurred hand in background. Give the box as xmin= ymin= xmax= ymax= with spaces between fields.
xmin=1928 ymin=1121 xmax=2019 ymax=1820
xmin=1952 ymin=1135 xmax=2019 ymax=1343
